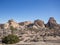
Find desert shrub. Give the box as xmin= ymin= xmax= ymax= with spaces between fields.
xmin=2 ymin=34 xmax=20 ymax=44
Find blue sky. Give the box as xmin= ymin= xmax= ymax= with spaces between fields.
xmin=0 ymin=0 xmax=60 ymax=23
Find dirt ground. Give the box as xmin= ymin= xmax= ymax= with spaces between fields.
xmin=1 ymin=41 xmax=60 ymax=45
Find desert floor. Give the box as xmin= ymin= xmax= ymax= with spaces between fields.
xmin=0 ymin=41 xmax=60 ymax=45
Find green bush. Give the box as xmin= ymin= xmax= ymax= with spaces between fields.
xmin=2 ymin=34 xmax=20 ymax=44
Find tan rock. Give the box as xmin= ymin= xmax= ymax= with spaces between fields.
xmin=8 ymin=19 xmax=20 ymax=28
xmin=19 ymin=21 xmax=32 ymax=26
xmin=46 ymin=17 xmax=59 ymax=29
xmin=34 ymin=19 xmax=45 ymax=28
xmin=24 ymin=21 xmax=32 ymax=25
xmin=3 ymin=23 xmax=9 ymax=29
xmin=3 ymin=19 xmax=20 ymax=29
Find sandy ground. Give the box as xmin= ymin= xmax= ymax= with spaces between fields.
xmin=0 ymin=41 xmax=60 ymax=45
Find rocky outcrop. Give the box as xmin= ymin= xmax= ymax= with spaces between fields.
xmin=24 ymin=21 xmax=32 ymax=25
xmin=3 ymin=19 xmax=20 ymax=29
xmin=0 ymin=17 xmax=60 ymax=43
xmin=8 ymin=19 xmax=20 ymax=28
xmin=27 ymin=19 xmax=45 ymax=29
xmin=27 ymin=24 xmax=38 ymax=29
xmin=34 ymin=19 xmax=45 ymax=28
xmin=19 ymin=22 xmax=24 ymax=26
xmin=0 ymin=17 xmax=60 ymax=30
xmin=46 ymin=17 xmax=59 ymax=29
xmin=19 ymin=21 xmax=32 ymax=26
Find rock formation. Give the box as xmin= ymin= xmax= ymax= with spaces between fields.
xmin=2 ymin=19 xmax=20 ymax=29
xmin=27 ymin=24 xmax=38 ymax=29
xmin=0 ymin=17 xmax=60 ymax=30
xmin=34 ymin=19 xmax=45 ymax=28
xmin=0 ymin=17 xmax=60 ymax=43
xmin=19 ymin=21 xmax=32 ymax=26
xmin=8 ymin=19 xmax=20 ymax=28
xmin=46 ymin=17 xmax=59 ymax=29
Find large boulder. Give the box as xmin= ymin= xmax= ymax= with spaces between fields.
xmin=27 ymin=23 xmax=38 ymax=29
xmin=3 ymin=19 xmax=20 ymax=29
xmin=34 ymin=19 xmax=45 ymax=28
xmin=46 ymin=17 xmax=59 ymax=29
xmin=8 ymin=19 xmax=20 ymax=28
